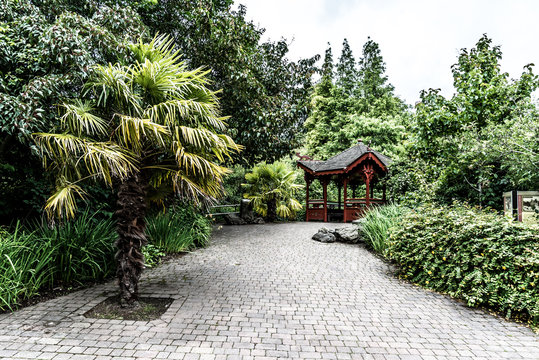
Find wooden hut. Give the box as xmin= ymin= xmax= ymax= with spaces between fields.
xmin=297 ymin=141 xmax=391 ymax=222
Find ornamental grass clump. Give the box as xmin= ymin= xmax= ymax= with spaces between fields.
xmin=146 ymin=205 xmax=212 ymax=253
xmin=388 ymin=203 xmax=539 ymax=325
xmin=361 ymin=204 xmax=407 ymax=255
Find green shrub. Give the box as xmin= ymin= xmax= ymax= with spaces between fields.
xmin=141 ymin=244 xmax=166 ymax=268
xmin=1 ymin=212 xmax=117 ymax=311
xmin=0 ymin=224 xmax=56 ymax=311
xmin=361 ymin=204 xmax=407 ymax=255
xmin=146 ymin=205 xmax=212 ymax=253
xmin=34 ymin=211 xmax=116 ymax=285
xmin=388 ymin=203 xmax=539 ymax=325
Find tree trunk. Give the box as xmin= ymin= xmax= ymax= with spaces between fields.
xmin=266 ymin=198 xmax=277 ymax=222
xmin=115 ymin=173 xmax=147 ymax=308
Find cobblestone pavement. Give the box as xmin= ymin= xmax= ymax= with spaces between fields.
xmin=1 ymin=222 xmax=538 ymax=360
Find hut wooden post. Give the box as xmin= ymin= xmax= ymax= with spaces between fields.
xmin=323 ymin=178 xmax=328 ymax=222
xmin=343 ymin=178 xmax=348 ymax=222
xmin=363 ymin=164 xmax=374 ymax=208
xmin=337 ymin=183 xmax=342 ymax=210
xmin=305 ymin=177 xmax=311 ymax=221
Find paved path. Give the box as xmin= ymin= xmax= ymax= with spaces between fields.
xmin=0 ymin=222 xmax=538 ymax=360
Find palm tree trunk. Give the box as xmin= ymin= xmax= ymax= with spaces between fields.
xmin=267 ymin=198 xmax=277 ymax=222
xmin=115 ymin=173 xmax=147 ymax=307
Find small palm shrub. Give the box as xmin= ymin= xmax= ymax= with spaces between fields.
xmin=146 ymin=206 xmax=212 ymax=253
xmin=242 ymin=161 xmax=303 ymax=222
xmin=361 ymin=204 xmax=407 ymax=254
xmin=388 ymin=203 xmax=539 ymax=326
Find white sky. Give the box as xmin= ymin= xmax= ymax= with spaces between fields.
xmin=234 ymin=0 xmax=539 ymax=105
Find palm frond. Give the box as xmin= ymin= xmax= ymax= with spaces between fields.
xmin=34 ymin=133 xmax=138 ymax=185
xmin=45 ymin=180 xmax=87 ymax=219
xmin=60 ymin=100 xmax=108 ymax=136
xmin=145 ymin=165 xmax=224 ymax=203
xmin=130 ymin=34 xmax=182 ymax=65
xmin=116 ymin=114 xmax=170 ymax=151
xmin=173 ymin=144 xmax=231 ymax=179
xmin=85 ymin=63 xmax=141 ymax=114
xmin=81 ymin=142 xmax=138 ymax=184
xmin=34 ymin=133 xmax=88 ymax=161
xmin=144 ymin=99 xmax=226 ymax=130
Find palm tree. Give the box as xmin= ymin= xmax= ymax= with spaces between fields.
xmin=33 ymin=36 xmax=240 ymax=307
xmin=242 ymin=161 xmax=303 ymax=222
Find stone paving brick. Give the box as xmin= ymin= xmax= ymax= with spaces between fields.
xmin=0 ymin=223 xmax=538 ymax=360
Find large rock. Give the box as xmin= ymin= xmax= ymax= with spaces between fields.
xmin=312 ymin=227 xmax=336 ymax=243
xmin=224 ymin=213 xmax=246 ymax=225
xmin=334 ymin=226 xmax=362 ymax=243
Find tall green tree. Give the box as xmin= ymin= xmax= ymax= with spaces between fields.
xmin=335 ymin=38 xmax=358 ymax=96
xmin=304 ymin=37 xmax=408 ymax=161
xmin=34 ymin=37 xmax=240 ymax=306
xmin=408 ymin=35 xmax=538 ymax=207
xmin=356 ymin=37 xmax=406 ymax=117
xmin=137 ymin=1 xmax=319 ymax=164
xmin=0 ymin=0 xmax=148 ymax=222
xmin=321 ymin=42 xmax=334 ymax=83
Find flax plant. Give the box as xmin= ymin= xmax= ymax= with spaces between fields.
xmin=34 ymin=35 xmax=240 ymax=307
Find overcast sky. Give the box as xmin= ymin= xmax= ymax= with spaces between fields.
xmin=234 ymin=0 xmax=539 ymax=105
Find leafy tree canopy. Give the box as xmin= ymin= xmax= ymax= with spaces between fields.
xmin=137 ymin=0 xmax=319 ymax=165
xmin=402 ymin=34 xmax=539 ymax=208
xmin=304 ymin=38 xmax=408 ymax=161
xmin=0 ymin=0 xmax=148 ymax=222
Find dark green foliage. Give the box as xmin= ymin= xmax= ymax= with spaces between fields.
xmin=33 ymin=211 xmax=116 ymax=285
xmin=0 ymin=0 xmax=148 ymax=222
xmin=0 ymin=224 xmax=56 ymax=310
xmin=138 ymin=1 xmax=318 ymax=164
xmin=141 ymin=244 xmax=166 ymax=268
xmin=0 ymin=211 xmax=116 ymax=311
xmin=222 ymin=165 xmax=247 ymax=204
xmin=388 ymin=204 xmax=539 ymax=325
xmin=335 ymin=38 xmax=357 ymax=96
xmin=320 ymin=43 xmax=334 ymax=83
xmin=0 ymin=206 xmax=212 ymax=311
xmin=146 ymin=206 xmax=212 ymax=253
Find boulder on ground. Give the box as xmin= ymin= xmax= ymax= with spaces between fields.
xmin=334 ymin=226 xmax=362 ymax=243
xmin=224 ymin=214 xmax=246 ymax=225
xmin=312 ymin=227 xmax=336 ymax=243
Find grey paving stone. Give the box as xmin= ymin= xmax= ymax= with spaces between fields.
xmin=0 ymin=222 xmax=537 ymax=360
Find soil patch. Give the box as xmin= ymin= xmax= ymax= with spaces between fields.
xmin=84 ymin=295 xmax=174 ymax=321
